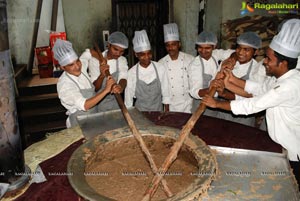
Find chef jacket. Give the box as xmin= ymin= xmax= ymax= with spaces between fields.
xmin=189 ymin=49 xmax=234 ymax=99
xmin=224 ymin=59 xmax=258 ymax=79
xmin=158 ymin=51 xmax=194 ymax=113
xmin=57 ymin=52 xmax=94 ymax=127
xmin=234 ymin=59 xmax=271 ymax=101
xmin=231 ymin=69 xmax=300 ymax=161
xmin=125 ymin=61 xmax=171 ymax=108
xmin=88 ymin=49 xmax=128 ymax=83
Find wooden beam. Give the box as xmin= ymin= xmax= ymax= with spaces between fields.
xmin=27 ymin=0 xmax=43 ymax=75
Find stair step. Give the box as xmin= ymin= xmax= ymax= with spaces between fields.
xmin=18 ymin=85 xmax=57 ymax=96
xmin=23 ymin=120 xmax=66 ymax=134
xmin=20 ymin=113 xmax=67 ymax=126
xmin=17 ymin=75 xmax=58 ymax=96
xmin=18 ymin=105 xmax=66 ymax=118
xmin=17 ymin=93 xmax=58 ymax=102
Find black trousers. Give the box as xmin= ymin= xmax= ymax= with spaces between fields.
xmin=290 ymin=160 xmax=300 ymax=191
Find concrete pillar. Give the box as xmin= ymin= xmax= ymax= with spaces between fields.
xmin=0 ymin=0 xmax=27 ymax=187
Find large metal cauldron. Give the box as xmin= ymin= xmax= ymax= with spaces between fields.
xmin=67 ymin=108 xmax=217 ymax=200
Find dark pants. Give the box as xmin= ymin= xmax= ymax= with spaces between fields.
xmin=290 ymin=160 xmax=300 ymax=191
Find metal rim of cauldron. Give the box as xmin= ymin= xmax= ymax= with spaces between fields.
xmin=67 ymin=126 xmax=217 ymax=201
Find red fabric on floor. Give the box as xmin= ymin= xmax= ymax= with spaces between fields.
xmin=15 ymin=139 xmax=84 ymax=201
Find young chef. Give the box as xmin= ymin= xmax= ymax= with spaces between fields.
xmin=87 ymin=31 xmax=129 ymax=112
xmin=188 ymin=31 xmax=234 ymax=114
xmin=214 ymin=32 xmax=264 ymax=127
xmin=158 ymin=23 xmax=194 ymax=113
xmin=125 ymin=30 xmax=171 ymax=112
xmin=54 ymin=39 xmax=115 ymax=128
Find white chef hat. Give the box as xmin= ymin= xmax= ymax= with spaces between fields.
xmin=237 ymin=32 xmax=262 ymax=49
xmin=270 ymin=19 xmax=300 ymax=58
xmin=108 ymin=31 xmax=129 ymax=49
xmin=52 ymin=39 xmax=78 ymax=66
xmin=196 ymin=31 xmax=217 ymax=46
xmin=163 ymin=23 xmax=180 ymax=42
xmin=132 ymin=30 xmax=151 ymax=53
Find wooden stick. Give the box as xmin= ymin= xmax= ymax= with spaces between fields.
xmin=142 ymin=87 xmax=217 ymax=201
xmin=93 ymin=43 xmax=173 ymax=198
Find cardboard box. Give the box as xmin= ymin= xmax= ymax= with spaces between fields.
xmin=50 ymin=32 xmax=67 ymax=66
xmin=35 ymin=46 xmax=52 ymax=65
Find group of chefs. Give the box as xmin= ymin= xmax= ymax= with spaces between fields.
xmin=53 ymin=18 xmax=300 ymax=189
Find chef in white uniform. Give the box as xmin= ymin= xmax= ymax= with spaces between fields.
xmin=216 ymin=32 xmax=264 ymax=127
xmin=202 ymin=19 xmax=300 ymax=189
xmin=125 ymin=30 xmax=171 ymax=112
xmin=188 ymin=31 xmax=234 ymax=113
xmin=87 ymin=31 xmax=129 ymax=112
xmin=55 ymin=39 xmax=115 ymax=128
xmin=158 ymin=23 xmax=194 ymax=113
xmin=221 ymin=32 xmax=263 ymax=80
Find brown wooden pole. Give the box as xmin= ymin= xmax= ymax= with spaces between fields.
xmin=50 ymin=0 xmax=59 ymax=32
xmin=142 ymin=87 xmax=217 ymax=201
xmin=94 ymin=44 xmax=173 ymax=198
xmin=27 ymin=0 xmax=43 ymax=74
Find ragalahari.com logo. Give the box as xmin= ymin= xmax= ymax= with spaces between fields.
xmin=240 ymin=1 xmax=298 ymax=15
xmin=241 ymin=1 xmax=255 ymax=15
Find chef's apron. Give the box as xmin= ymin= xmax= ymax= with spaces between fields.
xmin=192 ymin=56 xmax=218 ymax=117
xmin=217 ymin=60 xmax=256 ymax=127
xmin=134 ymin=62 xmax=163 ymax=112
xmin=97 ymin=59 xmax=120 ymax=112
xmin=66 ymin=73 xmax=97 ymax=127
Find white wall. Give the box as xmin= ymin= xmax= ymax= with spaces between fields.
xmin=7 ymin=0 xmax=65 ymax=64
xmin=174 ymin=0 xmax=199 ymax=56
xmin=61 ymin=0 xmax=111 ymax=54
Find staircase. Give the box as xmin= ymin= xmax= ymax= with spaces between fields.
xmin=15 ymin=65 xmax=67 ymax=148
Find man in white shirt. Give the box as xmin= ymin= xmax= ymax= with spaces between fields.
xmin=188 ymin=31 xmax=234 ymax=113
xmin=215 ymin=32 xmax=264 ymax=127
xmin=202 ymin=19 xmax=300 ymax=188
xmin=125 ymin=30 xmax=171 ymax=112
xmin=54 ymin=39 xmax=115 ymax=128
xmin=158 ymin=23 xmax=194 ymax=113
xmin=88 ymin=31 xmax=129 ymax=112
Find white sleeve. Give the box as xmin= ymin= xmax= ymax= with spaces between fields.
xmin=188 ymin=57 xmax=203 ymax=99
xmin=117 ymin=56 xmax=129 ymax=82
xmin=79 ymin=49 xmax=100 ymax=82
xmin=245 ymin=76 xmax=275 ymax=96
xmin=57 ymin=77 xmax=86 ymax=111
xmin=79 ymin=49 xmax=92 ymax=74
xmin=88 ymin=57 xmax=100 ymax=83
xmin=212 ymin=49 xmax=235 ymax=61
xmin=231 ymin=82 xmax=292 ymax=115
xmin=124 ymin=68 xmax=136 ymax=107
xmin=244 ymin=80 xmax=262 ymax=94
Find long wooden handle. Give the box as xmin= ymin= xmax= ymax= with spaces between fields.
xmin=93 ymin=43 xmax=173 ymax=198
xmin=142 ymin=87 xmax=217 ymax=201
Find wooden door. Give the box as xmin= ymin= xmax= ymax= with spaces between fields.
xmin=112 ymin=0 xmax=169 ymax=67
